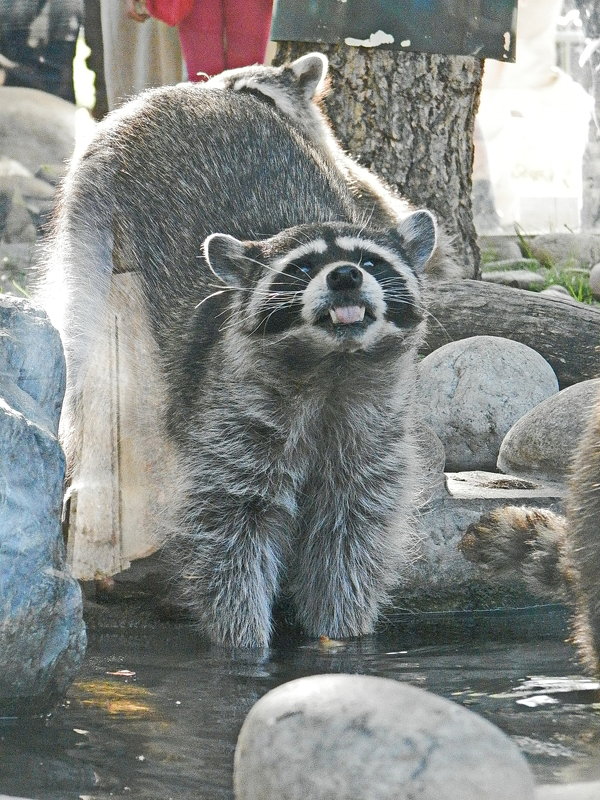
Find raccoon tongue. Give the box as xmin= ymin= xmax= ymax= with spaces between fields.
xmin=329 ymin=305 xmax=365 ymax=325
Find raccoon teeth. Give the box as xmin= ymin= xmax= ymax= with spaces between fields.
xmin=329 ymin=305 xmax=366 ymax=325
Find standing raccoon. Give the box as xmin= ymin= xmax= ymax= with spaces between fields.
xmin=461 ymin=396 xmax=600 ymax=674
xmin=39 ymin=67 xmax=436 ymax=648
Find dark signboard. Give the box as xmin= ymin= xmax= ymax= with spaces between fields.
xmin=271 ymin=0 xmax=518 ymax=62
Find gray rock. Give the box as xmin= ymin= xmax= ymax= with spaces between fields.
xmin=0 ymin=175 xmax=56 ymax=203
xmin=415 ymin=422 xmax=446 ymax=502
xmin=539 ymin=284 xmax=571 ymax=297
xmin=0 ymin=295 xmax=86 ymax=716
xmin=0 ymin=87 xmax=76 ymax=175
xmin=35 ymin=163 xmax=68 ymax=187
xmin=526 ymin=233 xmax=600 ymax=269
xmin=536 ymin=782 xmax=600 ymax=800
xmin=478 ymin=235 xmax=523 ymax=261
xmin=0 ymin=156 xmax=32 ymax=178
xmin=538 ymin=286 xmax=582 ymax=305
xmin=419 ymin=336 xmax=559 ymax=471
xmin=589 ymin=262 xmax=600 ymax=299
xmin=481 ymin=270 xmax=546 ymax=289
xmin=0 ymin=187 xmax=37 ymax=243
xmin=498 ymin=379 xmax=600 ymax=484
xmin=234 ymin=674 xmax=536 ymax=800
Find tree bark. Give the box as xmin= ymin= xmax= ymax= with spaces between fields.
xmin=421 ymin=280 xmax=600 ymax=388
xmin=575 ymin=0 xmax=600 ymax=230
xmin=275 ymin=43 xmax=484 ymax=277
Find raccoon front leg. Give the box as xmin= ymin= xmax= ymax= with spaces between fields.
xmin=290 ymin=490 xmax=403 ymax=639
xmin=169 ymin=495 xmax=290 ymax=648
xmin=459 ymin=506 xmax=571 ymax=602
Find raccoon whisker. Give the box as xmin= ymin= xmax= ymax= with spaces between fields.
xmin=194 ymin=289 xmax=229 ymax=309
xmin=357 ymin=204 xmax=377 ymax=236
xmin=207 ymin=284 xmax=304 ymax=300
xmin=421 ymin=307 xmax=453 ymax=341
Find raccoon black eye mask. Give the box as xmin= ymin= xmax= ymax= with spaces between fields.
xmin=203 ymin=213 xmax=433 ymax=347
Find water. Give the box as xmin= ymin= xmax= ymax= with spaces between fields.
xmin=2 ymin=604 xmax=600 ymax=800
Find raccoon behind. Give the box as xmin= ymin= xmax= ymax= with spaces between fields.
xmin=207 ymin=52 xmax=461 ymax=280
xmin=39 ymin=78 xmax=437 ymax=648
xmin=460 ymin=395 xmax=600 ymax=673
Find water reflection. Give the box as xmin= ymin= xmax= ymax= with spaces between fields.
xmin=2 ymin=605 xmax=600 ymax=799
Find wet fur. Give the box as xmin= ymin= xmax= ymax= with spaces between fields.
xmin=460 ymin=396 xmax=600 ymax=673
xmin=38 ymin=71 xmax=437 ymax=647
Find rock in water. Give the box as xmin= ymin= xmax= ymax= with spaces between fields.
xmin=234 ymin=674 xmax=536 ymax=800
xmin=0 ymin=295 xmax=86 ymax=716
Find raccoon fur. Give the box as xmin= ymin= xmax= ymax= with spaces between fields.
xmin=38 ymin=74 xmax=437 ymax=648
xmin=206 ymin=52 xmax=461 ymax=281
xmin=460 ymin=395 xmax=600 ymax=674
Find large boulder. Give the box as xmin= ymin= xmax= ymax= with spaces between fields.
xmin=234 ymin=674 xmax=536 ymax=800
xmin=419 ymin=336 xmax=559 ymax=471
xmin=0 ymin=295 xmax=85 ymax=716
xmin=0 ymin=87 xmax=76 ymax=175
xmin=497 ymin=379 xmax=600 ymax=483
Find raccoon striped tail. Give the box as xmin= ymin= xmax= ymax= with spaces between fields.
xmin=460 ymin=506 xmax=571 ymax=602
xmin=460 ymin=504 xmax=600 ymax=675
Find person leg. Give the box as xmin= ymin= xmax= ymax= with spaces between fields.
xmin=100 ymin=0 xmax=183 ymax=110
xmin=222 ymin=0 xmax=272 ymax=70
xmin=178 ymin=0 xmax=226 ymax=80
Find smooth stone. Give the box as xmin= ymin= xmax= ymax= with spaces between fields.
xmin=539 ymin=284 xmax=570 ymax=296
xmin=481 ymin=270 xmax=546 ymax=288
xmin=416 ymin=422 xmax=447 ymax=501
xmin=0 ymin=175 xmax=56 ymax=202
xmin=35 ymin=162 xmax=69 ymax=186
xmin=0 ymin=156 xmax=33 ymax=178
xmin=478 ymin=235 xmax=523 ymax=261
xmin=0 ymin=187 xmax=37 ymax=243
xmin=526 ymin=233 xmax=600 ymax=268
xmin=589 ymin=262 xmax=600 ymax=299
xmin=0 ymin=87 xmax=76 ymax=174
xmin=419 ymin=336 xmax=559 ymax=471
xmin=234 ymin=674 xmax=536 ymax=800
xmin=498 ymin=378 xmax=600 ymax=483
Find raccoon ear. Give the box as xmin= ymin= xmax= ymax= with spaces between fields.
xmin=289 ymin=53 xmax=328 ymax=100
xmin=203 ymin=233 xmax=249 ymax=286
xmin=396 ymin=210 xmax=437 ymax=274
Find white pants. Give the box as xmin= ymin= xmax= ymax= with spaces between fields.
xmin=99 ymin=0 xmax=184 ymax=110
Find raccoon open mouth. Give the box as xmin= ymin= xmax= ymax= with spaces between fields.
xmin=317 ymin=304 xmax=375 ymax=332
xmin=329 ymin=305 xmax=365 ymax=325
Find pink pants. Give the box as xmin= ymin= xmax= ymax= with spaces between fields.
xmin=178 ymin=0 xmax=273 ymax=80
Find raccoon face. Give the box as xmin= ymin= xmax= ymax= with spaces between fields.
xmin=203 ymin=211 xmax=436 ymax=352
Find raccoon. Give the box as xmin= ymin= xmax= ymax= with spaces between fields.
xmin=205 ymin=52 xmax=461 ymax=281
xmin=460 ymin=395 xmax=600 ymax=673
xmin=38 ymin=73 xmax=437 ymax=647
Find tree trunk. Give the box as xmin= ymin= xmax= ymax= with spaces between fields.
xmin=575 ymin=0 xmax=600 ymax=230
xmin=275 ymin=43 xmax=484 ymax=278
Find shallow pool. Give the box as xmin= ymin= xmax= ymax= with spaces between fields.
xmin=2 ymin=604 xmax=600 ymax=800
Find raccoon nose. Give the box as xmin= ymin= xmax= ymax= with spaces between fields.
xmin=326 ymin=265 xmax=363 ymax=291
